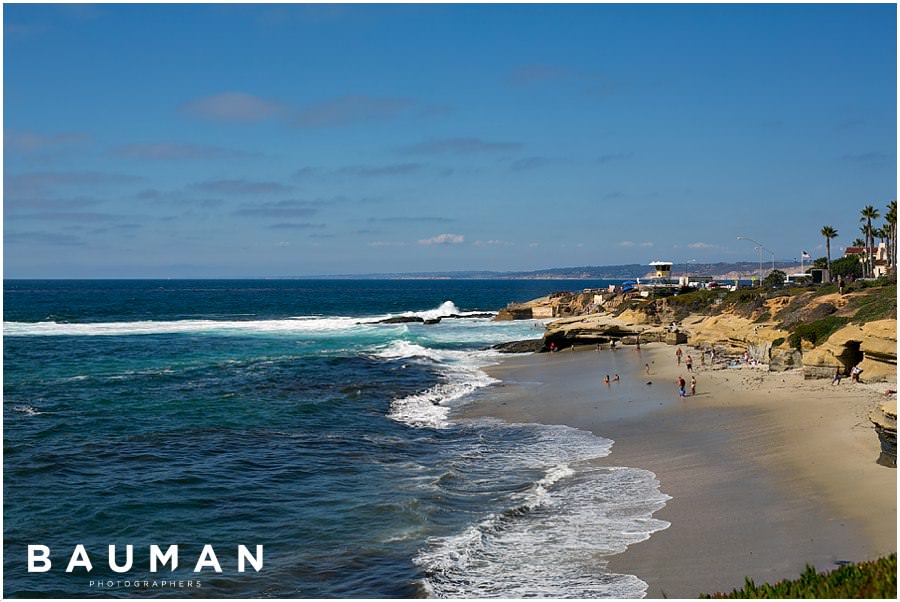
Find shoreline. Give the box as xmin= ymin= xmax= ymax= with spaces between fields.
xmin=458 ymin=343 xmax=897 ymax=598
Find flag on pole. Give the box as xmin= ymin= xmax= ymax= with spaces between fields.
xmin=801 ymin=251 xmax=811 ymax=259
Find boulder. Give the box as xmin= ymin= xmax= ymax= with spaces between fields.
xmin=491 ymin=339 xmax=545 ymax=353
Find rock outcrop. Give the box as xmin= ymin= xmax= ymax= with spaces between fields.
xmin=685 ymin=313 xmax=790 ymax=364
xmin=542 ymin=314 xmax=640 ymax=348
xmin=491 ymin=339 xmax=546 ymax=353
xmin=801 ymin=319 xmax=897 ymax=382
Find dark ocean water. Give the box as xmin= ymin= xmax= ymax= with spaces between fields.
xmin=4 ymin=280 xmax=669 ymax=598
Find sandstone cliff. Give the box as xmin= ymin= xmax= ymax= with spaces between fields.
xmin=801 ymin=319 xmax=897 ymax=382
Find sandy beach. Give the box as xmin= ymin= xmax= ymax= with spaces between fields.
xmin=458 ymin=343 xmax=897 ymax=598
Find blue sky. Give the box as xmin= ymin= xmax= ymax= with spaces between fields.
xmin=4 ymin=3 xmax=897 ymax=278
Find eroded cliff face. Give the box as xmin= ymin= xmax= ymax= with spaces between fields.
xmin=801 ymin=319 xmax=897 ymax=382
xmin=685 ymin=313 xmax=791 ymax=364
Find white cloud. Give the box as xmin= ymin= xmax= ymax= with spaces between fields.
xmin=640 ymin=241 xmax=654 ymax=247
xmin=474 ymin=239 xmax=514 ymax=246
xmin=619 ymin=240 xmax=635 ymax=247
xmin=687 ymin=242 xmax=716 ymax=249
xmin=418 ymin=233 xmax=465 ymax=245
xmin=368 ymin=241 xmax=407 ymax=247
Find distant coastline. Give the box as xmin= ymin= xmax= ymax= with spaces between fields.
xmin=308 ymin=261 xmax=802 ymax=281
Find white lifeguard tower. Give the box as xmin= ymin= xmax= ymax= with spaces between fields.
xmin=649 ymin=261 xmax=673 ymax=280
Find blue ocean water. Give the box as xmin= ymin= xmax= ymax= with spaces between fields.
xmin=4 ymin=280 xmax=670 ymax=598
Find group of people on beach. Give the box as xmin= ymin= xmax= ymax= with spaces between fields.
xmin=676 ymin=374 xmax=697 ymax=397
xmin=675 ymin=347 xmax=697 ymax=397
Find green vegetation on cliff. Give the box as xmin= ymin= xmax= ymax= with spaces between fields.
xmin=702 ymin=554 xmax=897 ymax=599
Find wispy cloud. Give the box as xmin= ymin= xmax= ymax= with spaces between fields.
xmin=840 ymin=151 xmax=893 ymax=166
xmin=5 ymin=130 xmax=89 ymax=153
xmin=604 ymin=191 xmax=625 ymax=200
xmin=267 ymin=222 xmax=325 ymax=229
xmin=508 ymin=64 xmax=574 ymax=87
xmin=640 ymin=241 xmax=654 ymax=247
xmin=619 ymin=240 xmax=636 ymax=247
xmin=181 ymin=92 xmax=286 ymax=123
xmin=183 ymin=90 xmax=442 ymax=129
xmin=189 ymin=179 xmax=294 ymax=195
xmin=113 ymin=143 xmax=262 ymax=160
xmin=6 ymin=231 xmax=85 ymax=246
xmin=367 ymin=216 xmax=455 ymax=224
xmin=232 ymin=200 xmax=318 ymax=218
xmin=338 ymin=163 xmax=426 ymax=177
xmin=399 ymin=138 xmax=524 ymax=156
xmin=687 ymin=242 xmax=717 ymax=249
xmin=293 ymin=95 xmax=416 ymax=128
xmin=418 ymin=233 xmax=465 ymax=245
xmin=5 ymin=195 xmax=104 ymax=213
xmin=6 ymin=171 xmax=142 ymax=196
xmin=473 ymin=239 xmax=514 ymax=246
xmin=368 ymin=240 xmax=408 ymax=247
xmin=596 ymin=152 xmax=634 ymax=164
xmin=509 ymin=156 xmax=553 ymax=171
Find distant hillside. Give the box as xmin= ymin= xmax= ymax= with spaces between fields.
xmin=315 ymin=262 xmax=801 ymax=280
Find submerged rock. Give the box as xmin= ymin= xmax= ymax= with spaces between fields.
xmin=375 ymin=316 xmax=425 ymax=324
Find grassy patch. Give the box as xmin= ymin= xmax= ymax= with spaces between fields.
xmin=753 ymin=310 xmax=771 ymax=323
xmin=702 ymin=554 xmax=896 ymax=599
xmin=849 ymin=283 xmax=897 ymax=324
xmin=789 ymin=316 xmax=849 ymax=349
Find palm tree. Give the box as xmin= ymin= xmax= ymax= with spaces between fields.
xmin=860 ymin=205 xmax=880 ymax=277
xmin=886 ymin=199 xmax=897 ymax=270
xmin=821 ymin=226 xmax=838 ymax=277
xmin=852 ymin=237 xmax=866 ymax=247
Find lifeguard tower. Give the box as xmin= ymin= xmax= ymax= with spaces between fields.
xmin=649 ymin=261 xmax=673 ymax=280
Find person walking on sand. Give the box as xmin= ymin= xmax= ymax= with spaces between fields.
xmin=675 ymin=347 xmax=683 ymax=366
xmin=603 ymin=375 xmax=610 ymax=385
xmin=677 ymin=376 xmax=686 ymax=398
xmin=690 ymin=375 xmax=696 ymax=396
xmin=686 ymin=355 xmax=693 ymax=372
xmin=645 ymin=363 xmax=651 ymax=375
xmin=613 ymin=374 xmax=620 ymax=382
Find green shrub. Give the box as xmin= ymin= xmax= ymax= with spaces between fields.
xmin=702 ymin=554 xmax=896 ymax=598
xmin=771 ymin=337 xmax=785 ymax=348
xmin=789 ymin=316 xmax=849 ymax=349
xmin=850 ymin=283 xmax=897 ymax=324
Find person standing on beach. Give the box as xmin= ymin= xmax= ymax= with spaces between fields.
xmin=686 ymin=355 xmax=693 ymax=372
xmin=677 ymin=376 xmax=686 ymax=398
xmin=675 ymin=347 xmax=683 ymax=366
xmin=603 ymin=375 xmax=610 ymax=385
xmin=690 ymin=375 xmax=696 ymax=395
xmin=645 ymin=363 xmax=651 ymax=375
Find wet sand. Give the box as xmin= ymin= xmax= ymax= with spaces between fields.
xmin=458 ymin=344 xmax=897 ymax=598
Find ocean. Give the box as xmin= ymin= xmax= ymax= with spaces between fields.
xmin=4 ymin=279 xmax=670 ymax=598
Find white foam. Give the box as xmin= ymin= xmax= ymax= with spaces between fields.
xmin=375 ymin=341 xmax=504 ymax=429
xmin=3 ymin=300 xmax=498 ymax=337
xmin=13 ymin=405 xmax=42 ymax=416
xmin=386 ymin=362 xmax=500 ymax=430
xmin=416 ymin=463 xmax=671 ymax=598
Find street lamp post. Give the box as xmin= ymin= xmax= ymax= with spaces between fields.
xmin=737 ymin=236 xmax=775 ymax=282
